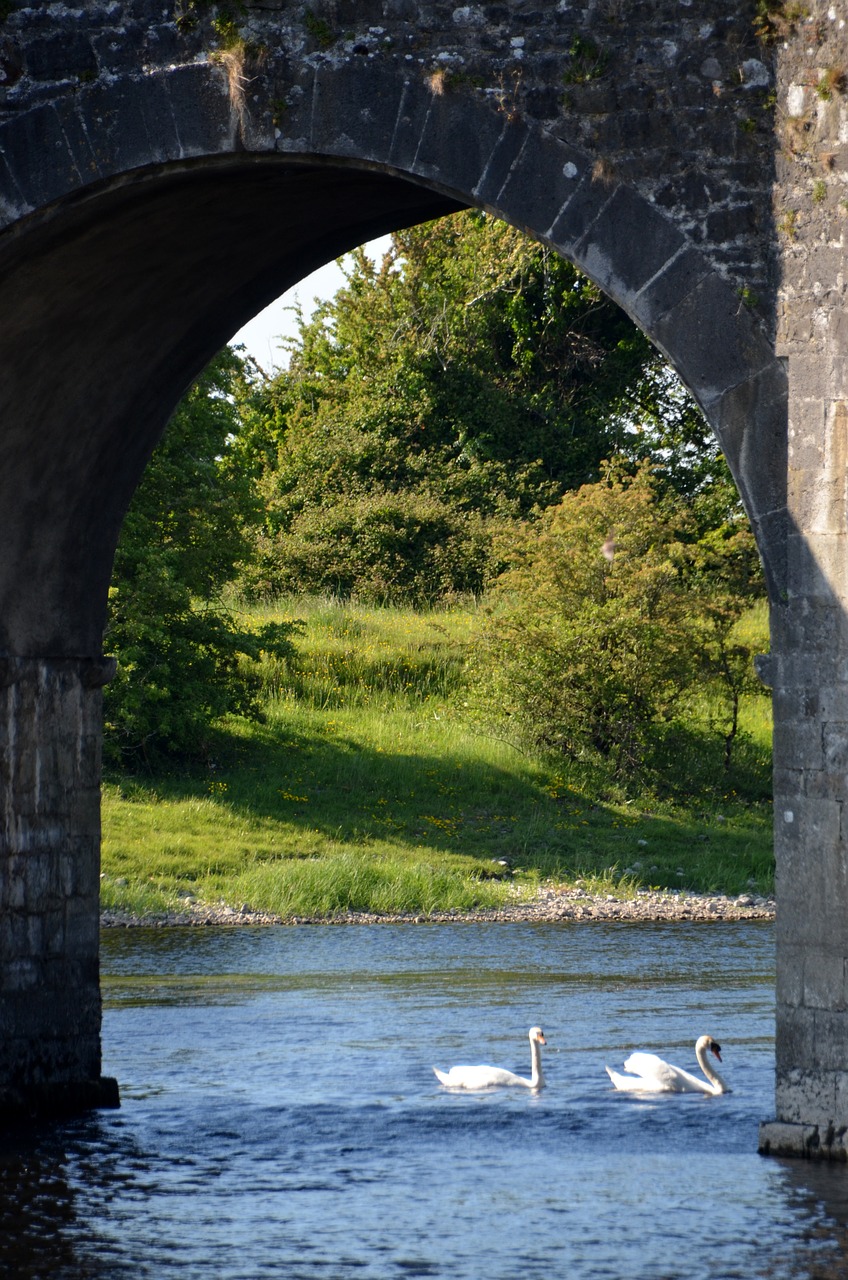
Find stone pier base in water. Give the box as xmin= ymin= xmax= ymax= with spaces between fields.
xmin=0 ymin=657 xmax=120 ymax=1117
xmin=0 ymin=1077 xmax=120 ymax=1122
xmin=759 ymin=1121 xmax=848 ymax=1162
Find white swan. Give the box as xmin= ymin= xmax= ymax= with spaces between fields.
xmin=433 ymin=1026 xmax=547 ymax=1091
xmin=605 ymin=1034 xmax=730 ymax=1095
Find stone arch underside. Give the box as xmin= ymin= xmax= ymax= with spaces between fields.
xmin=0 ymin=53 xmax=794 ymax=1120
xmin=0 ymin=58 xmax=788 ymax=663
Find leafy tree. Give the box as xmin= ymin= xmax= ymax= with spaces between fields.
xmin=684 ymin=516 xmax=767 ymax=771
xmin=471 ymin=461 xmax=764 ymax=785
xmin=104 ymin=348 xmax=296 ymax=764
xmin=241 ymin=210 xmax=695 ymax=603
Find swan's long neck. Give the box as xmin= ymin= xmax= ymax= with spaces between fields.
xmin=529 ymin=1038 xmax=544 ymax=1089
xmin=695 ymin=1042 xmax=727 ymax=1095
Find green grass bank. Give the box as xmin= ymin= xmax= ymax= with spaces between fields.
xmin=101 ymin=597 xmax=774 ymax=919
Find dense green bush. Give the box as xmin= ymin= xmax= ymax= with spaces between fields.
xmin=255 ymin=489 xmax=494 ymax=605
xmin=472 ymin=461 xmax=764 ymax=785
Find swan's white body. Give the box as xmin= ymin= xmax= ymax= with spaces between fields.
xmin=605 ymin=1034 xmax=730 ymax=1095
xmin=433 ymin=1026 xmax=547 ymax=1091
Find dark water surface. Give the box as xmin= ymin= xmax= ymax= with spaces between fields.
xmin=3 ymin=920 xmax=848 ymax=1279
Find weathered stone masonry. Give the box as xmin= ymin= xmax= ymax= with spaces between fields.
xmin=0 ymin=0 xmax=847 ymax=1149
xmin=0 ymin=657 xmax=118 ymax=1114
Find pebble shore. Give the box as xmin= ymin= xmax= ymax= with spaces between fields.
xmin=101 ymin=885 xmax=775 ymax=929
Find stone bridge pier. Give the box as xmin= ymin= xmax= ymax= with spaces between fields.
xmin=0 ymin=0 xmax=848 ymax=1148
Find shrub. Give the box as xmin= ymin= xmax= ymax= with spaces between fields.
xmin=471 ymin=461 xmax=764 ymax=785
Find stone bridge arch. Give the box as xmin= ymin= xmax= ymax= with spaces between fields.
xmin=0 ymin=1 xmax=843 ymax=1157
xmin=0 ymin=55 xmax=787 ymax=659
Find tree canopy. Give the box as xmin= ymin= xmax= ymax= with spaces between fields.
xmin=241 ymin=210 xmax=717 ymax=603
xmin=103 ymin=210 xmax=763 ymax=766
xmin=104 ymin=347 xmax=295 ymax=763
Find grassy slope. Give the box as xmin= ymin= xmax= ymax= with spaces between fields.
xmin=101 ymin=597 xmax=774 ymax=917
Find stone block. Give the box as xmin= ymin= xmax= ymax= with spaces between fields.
xmin=805 ymin=960 xmax=848 ymax=1016
xmin=22 ymin=853 xmax=54 ymax=906
xmin=832 ymin=1073 xmax=848 ymax=1125
xmin=776 ymin=942 xmax=806 ymax=1007
xmin=142 ymin=23 xmax=185 ymax=66
xmin=758 ymin=1120 xmax=834 ymax=1158
xmin=571 ymin=184 xmax=686 ymax=310
xmin=778 ymin=839 xmax=840 ymax=921
xmin=490 ymin=129 xmax=585 ymax=243
xmin=786 ymin=533 xmax=842 ymax=604
xmin=43 ymin=910 xmax=66 ymax=956
xmin=162 ymin=62 xmax=235 ymax=157
xmin=788 ymin=418 xmax=826 ymax=473
xmin=772 ymin=686 xmax=806 ymax=723
xmin=711 ymin=361 xmax=788 ymax=527
xmin=50 ymin=99 xmax=103 ymax=187
xmin=778 ymin=838 xmax=848 ymax=945
xmin=802 ymin=767 xmax=848 ymax=801
xmin=306 ymin=61 xmax=411 ymax=164
xmin=822 ymin=721 xmax=848 ymax=771
xmin=788 ymin=467 xmax=847 ymax=536
xmin=0 ymin=105 xmax=93 ymax=209
xmin=91 ymin=24 xmax=146 ymax=73
xmin=24 ymin=32 xmax=97 ymax=81
xmin=651 ymin=271 xmax=777 ymax=412
xmin=0 ymin=873 xmax=25 ymax=914
xmin=63 ymin=899 xmax=100 ymax=955
xmin=773 ymin=765 xmax=803 ymax=804
xmin=776 ymin=1067 xmax=836 ymax=1127
xmin=628 ymin=242 xmax=712 ymax=331
xmin=752 ymin=504 xmax=790 ymax=604
xmin=0 ymin=146 xmax=31 ymax=226
xmin=810 ymin=1010 xmax=848 ymax=1066
xmin=771 ymin=717 xmax=823 ymax=771
xmin=46 ymin=77 xmax=162 ymax=184
xmin=772 ymin=603 xmax=848 ymax=678
xmin=545 ymin=165 xmax=607 ymax=250
xmin=412 ymin=89 xmax=520 ymax=199
xmin=704 ymin=201 xmax=758 ymax=243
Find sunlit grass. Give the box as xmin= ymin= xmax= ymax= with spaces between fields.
xmin=101 ymin=595 xmax=775 ymax=917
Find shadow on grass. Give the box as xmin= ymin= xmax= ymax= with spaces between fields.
xmin=104 ymin=714 xmax=774 ymax=895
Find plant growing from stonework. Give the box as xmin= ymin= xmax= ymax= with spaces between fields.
xmin=816 ymin=66 xmax=846 ymax=100
xmin=562 ymin=35 xmax=609 ymax=84
xmin=304 ymin=9 xmax=334 ymax=48
xmin=753 ymin=1 xmax=809 ymax=44
xmin=777 ymin=207 xmax=798 ymax=238
xmin=494 ymin=68 xmax=523 ymax=121
xmin=175 ymin=0 xmax=215 ymax=34
xmin=737 ymin=285 xmax=761 ymax=312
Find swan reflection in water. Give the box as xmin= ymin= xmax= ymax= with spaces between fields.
xmin=433 ymin=1026 xmax=547 ymax=1091
xmin=605 ymin=1035 xmax=730 ymax=1096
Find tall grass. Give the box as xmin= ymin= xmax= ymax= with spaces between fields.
xmin=101 ymin=595 xmax=774 ymax=917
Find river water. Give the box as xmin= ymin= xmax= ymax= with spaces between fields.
xmin=3 ymin=920 xmax=848 ymax=1279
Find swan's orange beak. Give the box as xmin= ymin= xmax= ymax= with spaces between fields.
xmin=537 ymin=1033 xmax=546 ymax=1045
xmin=711 ymin=1042 xmax=722 ymax=1061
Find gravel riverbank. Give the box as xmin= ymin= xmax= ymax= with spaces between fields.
xmin=100 ymin=885 xmax=775 ymax=929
